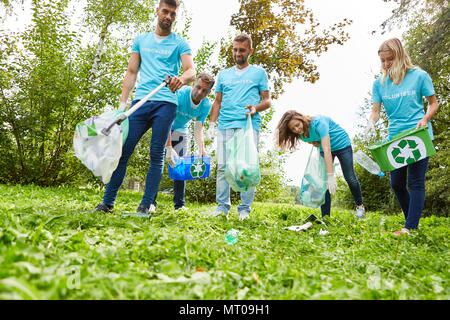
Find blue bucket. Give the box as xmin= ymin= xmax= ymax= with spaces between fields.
xmin=168 ymin=156 xmax=211 ymax=180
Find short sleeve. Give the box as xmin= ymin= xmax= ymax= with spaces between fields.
xmin=179 ymin=37 xmax=192 ymax=56
xmin=315 ymin=118 xmax=330 ymax=139
xmin=421 ymin=71 xmax=435 ymax=97
xmin=372 ymin=79 xmax=382 ymax=104
xmin=197 ymin=100 xmax=212 ymax=124
xmin=131 ymin=35 xmax=142 ymax=53
xmin=215 ymin=71 xmax=223 ymax=93
xmin=259 ymin=69 xmax=269 ymax=92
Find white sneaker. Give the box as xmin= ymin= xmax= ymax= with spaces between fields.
xmin=356 ymin=205 xmax=365 ymax=219
xmin=238 ymin=211 xmax=250 ymax=221
xmin=149 ymin=204 xmax=156 ymax=213
xmin=175 ymin=206 xmax=188 ymax=212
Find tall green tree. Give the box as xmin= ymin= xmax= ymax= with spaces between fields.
xmin=0 ymin=0 xmax=158 ymax=186
xmin=218 ymin=0 xmax=352 ymax=99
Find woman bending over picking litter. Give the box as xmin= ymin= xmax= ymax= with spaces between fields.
xmin=276 ymin=110 xmax=366 ymax=219
xmin=365 ymin=38 xmax=439 ymax=236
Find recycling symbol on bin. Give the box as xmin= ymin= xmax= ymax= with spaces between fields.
xmin=386 ymin=136 xmax=426 ymax=169
xmin=190 ymin=158 xmax=206 ymax=178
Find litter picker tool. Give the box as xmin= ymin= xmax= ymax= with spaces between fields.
xmin=102 ymin=75 xmax=172 ymax=136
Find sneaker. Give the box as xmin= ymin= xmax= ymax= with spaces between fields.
xmin=137 ymin=204 xmax=155 ymax=214
xmin=238 ymin=211 xmax=250 ymax=221
xmin=93 ymin=203 xmax=113 ymax=213
xmin=136 ymin=205 xmax=149 ymax=214
xmin=356 ymin=205 xmax=365 ymax=219
xmin=175 ymin=206 xmax=188 ymax=212
xmin=393 ymin=228 xmax=410 ymax=236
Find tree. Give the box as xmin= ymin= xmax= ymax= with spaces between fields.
xmin=217 ymin=0 xmax=352 ymax=99
xmin=401 ymin=1 xmax=449 ymax=216
xmin=0 ymin=0 xmax=157 ymax=186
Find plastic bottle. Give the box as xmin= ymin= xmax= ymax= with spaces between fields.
xmin=353 ymin=150 xmax=385 ymax=177
xmin=225 ymin=229 xmax=239 ymax=245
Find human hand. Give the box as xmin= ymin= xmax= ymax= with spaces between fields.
xmin=165 ymin=146 xmax=179 ymax=168
xmin=415 ymin=117 xmax=428 ymax=129
xmin=327 ymin=173 xmax=337 ymax=195
xmin=118 ymin=101 xmax=127 ymax=111
xmin=364 ymin=119 xmax=376 ymax=139
xmin=199 ymin=148 xmax=208 ymax=157
xmin=168 ymin=76 xmax=184 ymax=93
xmin=244 ymin=105 xmax=256 ymax=118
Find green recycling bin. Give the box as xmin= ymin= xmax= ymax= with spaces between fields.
xmin=368 ymin=126 xmax=435 ymax=172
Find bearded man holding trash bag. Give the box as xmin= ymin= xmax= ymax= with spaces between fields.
xmin=93 ymin=0 xmax=195 ymax=215
xmin=165 ymin=72 xmax=215 ymax=212
xmin=207 ymin=33 xmax=271 ymax=221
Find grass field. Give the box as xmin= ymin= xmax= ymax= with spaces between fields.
xmin=0 ymin=184 xmax=448 ymax=300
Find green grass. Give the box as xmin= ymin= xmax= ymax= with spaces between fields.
xmin=0 ymin=184 xmax=448 ymax=300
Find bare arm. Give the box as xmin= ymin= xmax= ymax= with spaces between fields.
xmin=166 ymin=131 xmax=172 ymax=147
xmin=321 ymin=135 xmax=333 ymax=175
xmin=120 ymin=53 xmax=141 ymax=103
xmin=417 ymin=95 xmax=439 ymax=128
xmin=245 ymin=90 xmax=271 ymax=117
xmin=168 ymin=53 xmax=196 ymax=93
xmin=194 ymin=121 xmax=206 ymax=156
xmin=369 ymin=102 xmax=381 ymax=123
xmin=209 ymin=92 xmax=222 ymax=123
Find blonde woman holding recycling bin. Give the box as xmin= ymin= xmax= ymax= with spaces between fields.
xmin=365 ymin=38 xmax=439 ymax=236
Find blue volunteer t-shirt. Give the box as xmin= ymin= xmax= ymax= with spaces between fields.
xmin=372 ymin=68 xmax=435 ymax=139
xmin=300 ymin=115 xmax=351 ymax=152
xmin=215 ymin=65 xmax=269 ymax=131
xmin=171 ymin=86 xmax=212 ymax=133
xmin=131 ymin=32 xmax=191 ymax=105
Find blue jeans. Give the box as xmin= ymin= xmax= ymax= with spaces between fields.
xmin=390 ymin=157 xmax=428 ymax=229
xmin=321 ymin=145 xmax=363 ymax=217
xmin=216 ymin=128 xmax=260 ymax=214
xmin=103 ymin=100 xmax=176 ymax=208
xmin=171 ymin=130 xmax=188 ymax=209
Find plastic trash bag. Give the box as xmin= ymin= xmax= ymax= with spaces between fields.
xmin=224 ymin=116 xmax=260 ymax=192
xmin=73 ymin=110 xmax=129 ymax=184
xmin=299 ymin=146 xmax=327 ymax=208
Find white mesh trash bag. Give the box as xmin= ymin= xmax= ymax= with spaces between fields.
xmin=73 ymin=113 xmax=126 ymax=184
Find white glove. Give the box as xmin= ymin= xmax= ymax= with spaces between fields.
xmin=165 ymin=146 xmax=179 ymax=168
xmin=364 ymin=119 xmax=376 ymax=139
xmin=205 ymin=123 xmax=217 ymax=141
xmin=327 ymin=173 xmax=337 ymax=195
xmin=118 ymin=101 xmax=127 ymax=111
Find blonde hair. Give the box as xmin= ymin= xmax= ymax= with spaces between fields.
xmin=275 ymin=110 xmax=313 ymax=152
xmin=378 ymin=38 xmax=417 ymax=85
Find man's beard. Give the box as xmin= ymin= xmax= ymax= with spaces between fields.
xmin=234 ymin=55 xmax=248 ymax=65
xmin=158 ymin=19 xmax=172 ymax=31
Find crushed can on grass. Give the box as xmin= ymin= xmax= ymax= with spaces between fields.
xmin=168 ymin=156 xmax=211 ymax=181
xmin=368 ymin=126 xmax=435 ymax=172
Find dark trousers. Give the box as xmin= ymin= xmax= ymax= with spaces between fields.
xmin=103 ymin=100 xmax=176 ymax=208
xmin=321 ymin=145 xmax=363 ymax=217
xmin=390 ymin=157 xmax=429 ymax=229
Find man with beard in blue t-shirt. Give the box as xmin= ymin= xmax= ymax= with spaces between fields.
xmin=208 ymin=33 xmax=271 ymax=221
xmin=93 ymin=0 xmax=195 ymax=216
